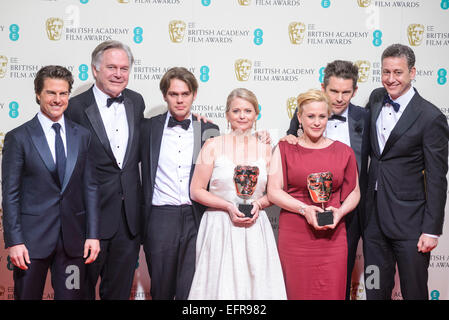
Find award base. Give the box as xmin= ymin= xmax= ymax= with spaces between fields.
xmin=317 ymin=210 xmax=334 ymax=226
xmin=238 ymin=204 xmax=254 ymax=218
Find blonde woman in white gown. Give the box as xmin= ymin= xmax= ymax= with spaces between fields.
xmin=188 ymin=88 xmax=286 ymax=300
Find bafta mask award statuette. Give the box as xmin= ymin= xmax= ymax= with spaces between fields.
xmin=234 ymin=165 xmax=260 ymax=218
xmin=307 ymin=172 xmax=334 ymax=226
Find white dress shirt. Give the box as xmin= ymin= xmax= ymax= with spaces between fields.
xmin=152 ymin=113 xmax=194 ymax=206
xmin=325 ymin=107 xmax=350 ymax=147
xmin=93 ymin=84 xmax=129 ymax=169
xmin=37 ymin=112 xmax=67 ymax=162
xmin=376 ymin=86 xmax=415 ymax=154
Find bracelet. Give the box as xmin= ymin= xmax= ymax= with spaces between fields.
xmin=298 ymin=204 xmax=307 ymax=215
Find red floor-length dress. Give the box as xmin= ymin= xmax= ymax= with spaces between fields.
xmin=277 ymin=140 xmax=358 ymax=300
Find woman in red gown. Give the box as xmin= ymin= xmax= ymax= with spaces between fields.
xmin=268 ymin=89 xmax=360 ymax=300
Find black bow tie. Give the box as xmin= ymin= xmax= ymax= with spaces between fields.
xmin=168 ymin=116 xmax=191 ymax=130
xmin=106 ymin=95 xmax=124 ymax=107
xmin=329 ymin=114 xmax=346 ymax=122
xmin=382 ymin=95 xmax=400 ymax=112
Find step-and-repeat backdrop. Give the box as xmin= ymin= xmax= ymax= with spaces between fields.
xmin=0 ymin=0 xmax=448 ymax=300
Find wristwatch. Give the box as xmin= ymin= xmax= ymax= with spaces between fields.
xmin=299 ymin=204 xmax=306 ymax=215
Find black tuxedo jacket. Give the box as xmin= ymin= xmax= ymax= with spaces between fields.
xmin=140 ymin=112 xmax=220 ymax=233
xmin=287 ymin=103 xmax=371 ymax=217
xmin=365 ymin=87 xmax=448 ymax=239
xmin=2 ymin=115 xmax=99 ymax=259
xmin=66 ymin=86 xmax=145 ymax=238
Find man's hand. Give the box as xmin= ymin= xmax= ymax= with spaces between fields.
xmin=84 ymin=239 xmax=100 ymax=264
xmin=8 ymin=244 xmax=31 ymax=270
xmin=417 ymin=234 xmax=438 ymax=253
xmin=193 ymin=113 xmax=213 ymax=123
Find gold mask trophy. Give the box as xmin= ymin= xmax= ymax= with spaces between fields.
xmin=234 ymin=165 xmax=260 ymax=217
xmin=307 ymin=171 xmax=334 ymax=226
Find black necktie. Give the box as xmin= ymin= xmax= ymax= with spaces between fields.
xmin=106 ymin=95 xmax=124 ymax=107
xmin=329 ymin=114 xmax=346 ymax=122
xmin=52 ymin=123 xmax=66 ymax=186
xmin=168 ymin=116 xmax=191 ymax=130
xmin=382 ymin=94 xmax=400 ymax=112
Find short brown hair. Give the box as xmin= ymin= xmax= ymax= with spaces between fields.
xmin=159 ymin=67 xmax=198 ymax=96
xmin=34 ymin=65 xmax=73 ymax=105
xmin=323 ymin=60 xmax=359 ymax=90
xmin=381 ymin=43 xmax=415 ymax=70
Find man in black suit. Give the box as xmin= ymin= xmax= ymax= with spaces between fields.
xmin=2 ymin=65 xmax=100 ymax=299
xmin=140 ymin=67 xmax=220 ymax=300
xmin=285 ymin=60 xmax=370 ymax=300
xmin=65 ymin=41 xmax=145 ymax=300
xmin=363 ymin=43 xmax=448 ymax=300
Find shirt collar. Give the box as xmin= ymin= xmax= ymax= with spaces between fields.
xmin=338 ymin=106 xmax=349 ymax=119
xmin=37 ymin=111 xmax=66 ymax=134
xmin=93 ymin=84 xmax=124 ymax=108
xmin=388 ymin=86 xmax=415 ymax=112
xmin=165 ymin=111 xmax=193 ymax=127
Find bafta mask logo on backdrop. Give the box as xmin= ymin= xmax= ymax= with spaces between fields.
xmin=286 ymin=97 xmax=298 ymax=120
xmin=407 ymin=24 xmax=425 ymax=46
xmin=117 ymin=0 xmax=130 ymax=2
xmin=238 ymin=0 xmax=251 ymax=5
xmin=354 ymin=60 xmax=371 ymax=83
xmin=46 ymin=17 xmax=64 ymax=41
xmin=234 ymin=59 xmax=252 ymax=81
xmin=357 ymin=0 xmax=371 ymax=7
xmin=288 ymin=22 xmax=306 ymax=45
xmin=169 ymin=20 xmax=186 ymax=43
xmin=0 ymin=55 xmax=8 ymax=79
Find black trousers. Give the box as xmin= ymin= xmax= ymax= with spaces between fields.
xmin=363 ymin=199 xmax=430 ymax=300
xmin=85 ymin=203 xmax=140 ymax=300
xmin=14 ymin=233 xmax=86 ymax=300
xmin=143 ymin=205 xmax=197 ymax=300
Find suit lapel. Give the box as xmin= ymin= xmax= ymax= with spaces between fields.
xmin=150 ymin=112 xmax=166 ymax=186
xmin=122 ymin=93 xmax=135 ymax=168
xmin=27 ymin=116 xmax=58 ymax=184
xmin=83 ymin=91 xmax=116 ymax=164
xmin=381 ymin=91 xmax=423 ymax=157
xmin=192 ymin=115 xmax=202 ymax=166
xmin=371 ymin=98 xmax=383 ymax=158
xmin=61 ymin=119 xmax=79 ymax=192
xmin=347 ymin=104 xmax=363 ymax=171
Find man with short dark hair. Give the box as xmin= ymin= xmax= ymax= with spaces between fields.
xmin=2 ymin=65 xmax=100 ymax=300
xmin=140 ymin=67 xmax=220 ymax=300
xmin=363 ymin=43 xmax=448 ymax=300
xmin=285 ymin=60 xmax=370 ymax=300
xmin=66 ymin=40 xmax=145 ymax=300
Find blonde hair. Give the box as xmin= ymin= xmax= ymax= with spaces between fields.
xmin=226 ymin=88 xmax=259 ymax=115
xmin=296 ymin=89 xmax=331 ymax=116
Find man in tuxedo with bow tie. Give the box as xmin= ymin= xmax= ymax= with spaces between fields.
xmin=2 ymin=65 xmax=100 ymax=299
xmin=363 ymin=44 xmax=448 ymax=300
xmin=140 ymin=67 xmax=219 ymax=299
xmin=285 ymin=60 xmax=370 ymax=299
xmin=65 ymin=40 xmax=145 ymax=299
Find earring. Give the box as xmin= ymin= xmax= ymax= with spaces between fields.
xmin=227 ymin=121 xmax=230 ymax=131
xmin=254 ymin=120 xmax=257 ymax=131
xmin=297 ymin=123 xmax=303 ymax=137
